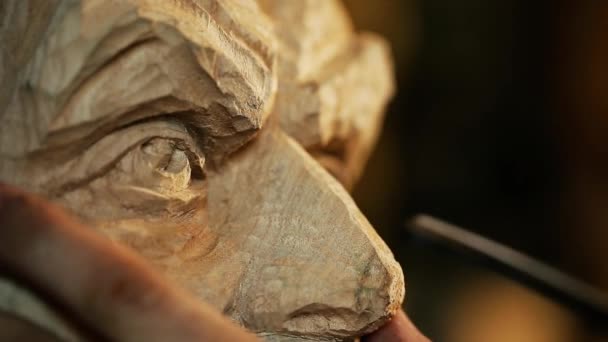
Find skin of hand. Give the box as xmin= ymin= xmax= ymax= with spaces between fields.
xmin=364 ymin=310 xmax=432 ymax=342
xmin=0 ymin=184 xmax=429 ymax=341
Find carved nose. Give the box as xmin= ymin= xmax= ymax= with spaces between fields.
xmin=204 ymin=126 xmax=404 ymax=339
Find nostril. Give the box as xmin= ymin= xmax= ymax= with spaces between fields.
xmin=277 ymin=256 xmax=403 ymax=339
xmin=284 ymin=303 xmax=369 ymax=337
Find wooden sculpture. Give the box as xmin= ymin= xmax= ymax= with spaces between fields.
xmin=0 ymin=0 xmax=403 ymax=340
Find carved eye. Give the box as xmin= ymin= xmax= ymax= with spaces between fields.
xmin=129 ymin=138 xmax=193 ymax=195
xmin=49 ymin=122 xmax=206 ymax=221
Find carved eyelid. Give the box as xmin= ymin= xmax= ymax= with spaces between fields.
xmin=38 ymin=121 xmax=204 ymax=197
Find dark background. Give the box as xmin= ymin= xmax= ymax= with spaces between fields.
xmin=343 ymin=0 xmax=608 ymax=341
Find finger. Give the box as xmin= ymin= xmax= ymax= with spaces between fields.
xmin=363 ymin=310 xmax=431 ymax=342
xmin=0 ymin=184 xmax=259 ymax=342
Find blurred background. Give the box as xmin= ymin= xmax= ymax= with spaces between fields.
xmin=343 ymin=0 xmax=608 ymax=341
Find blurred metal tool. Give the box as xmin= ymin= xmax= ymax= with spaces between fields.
xmin=406 ymin=214 xmax=608 ymax=329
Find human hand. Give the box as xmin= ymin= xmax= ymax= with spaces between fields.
xmin=364 ymin=309 xmax=431 ymax=342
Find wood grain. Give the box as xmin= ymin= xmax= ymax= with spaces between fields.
xmin=0 ymin=0 xmax=402 ymax=340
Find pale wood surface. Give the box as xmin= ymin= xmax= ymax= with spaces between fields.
xmin=0 ymin=0 xmax=402 ymax=340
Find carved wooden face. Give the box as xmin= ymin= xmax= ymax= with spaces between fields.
xmin=0 ymin=0 xmax=403 ymax=340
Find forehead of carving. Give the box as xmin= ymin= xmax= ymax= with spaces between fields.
xmin=257 ymin=0 xmax=353 ymax=80
xmin=2 ymin=0 xmax=277 ymax=161
xmin=133 ymin=0 xmax=276 ymax=99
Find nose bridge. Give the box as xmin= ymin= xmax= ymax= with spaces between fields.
xmin=207 ymin=126 xmax=404 ymax=338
